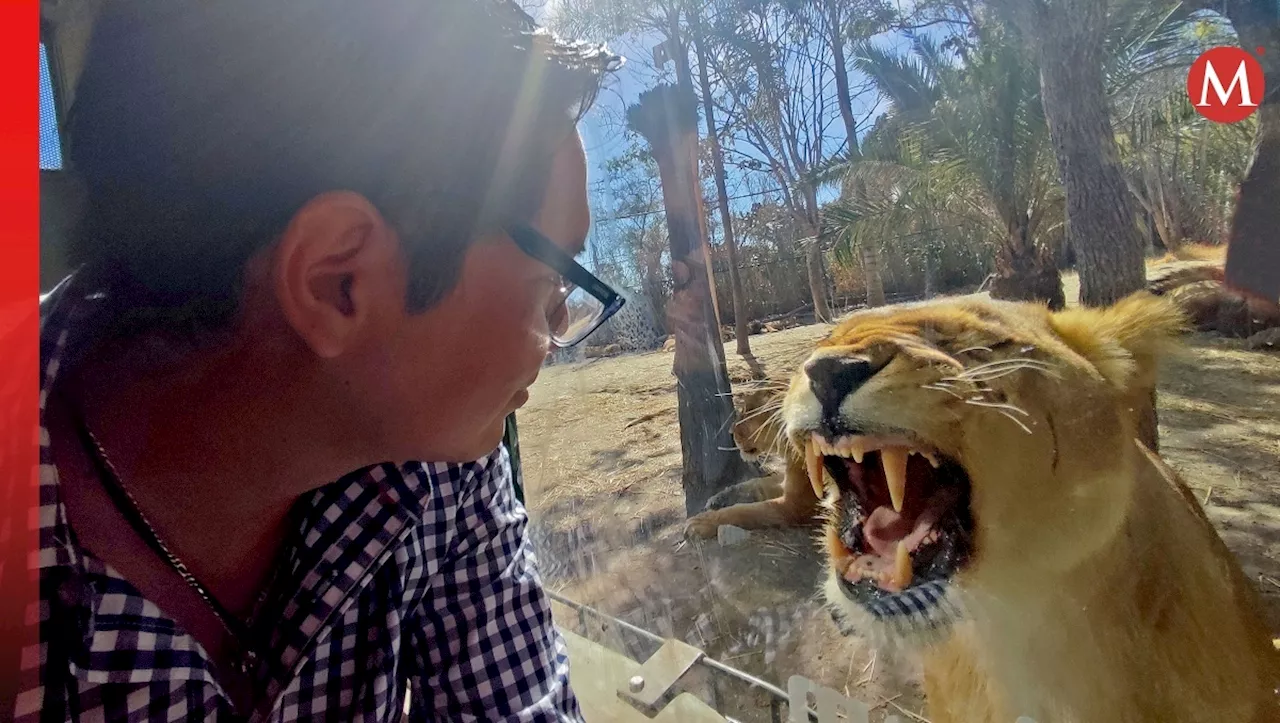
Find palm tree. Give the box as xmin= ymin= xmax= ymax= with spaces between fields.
xmin=1111 ymin=12 xmax=1258 ymax=252
xmin=824 ymin=24 xmax=1066 ymax=309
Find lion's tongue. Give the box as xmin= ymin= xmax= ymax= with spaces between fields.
xmin=847 ymin=504 xmax=942 ymax=593
xmin=861 ymin=485 xmax=961 ymax=558
xmin=862 ymin=507 xmax=916 ymax=557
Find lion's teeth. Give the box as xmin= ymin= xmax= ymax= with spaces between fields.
xmin=882 ymin=446 xmax=908 ymax=512
xmin=908 ymin=448 xmax=941 ymax=468
xmin=806 ymin=435 xmax=825 ymax=499
xmin=895 ymin=540 xmax=913 ymax=589
xmin=848 ymin=437 xmax=866 ymax=463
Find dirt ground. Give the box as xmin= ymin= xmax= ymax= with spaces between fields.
xmin=519 ymin=277 xmax=1280 ymax=722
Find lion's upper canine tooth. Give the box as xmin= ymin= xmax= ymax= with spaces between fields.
xmin=882 ymin=446 xmax=908 ymax=512
xmin=806 ymin=435 xmax=825 ymax=499
xmin=894 ymin=540 xmax=913 ymax=589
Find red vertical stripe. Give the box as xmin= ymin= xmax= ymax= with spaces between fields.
xmin=0 ymin=1 xmax=41 ymax=719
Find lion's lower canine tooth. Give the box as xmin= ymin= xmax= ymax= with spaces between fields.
xmin=806 ymin=436 xmax=825 ymax=499
xmin=882 ymin=447 xmax=908 ymax=512
xmin=895 ymin=540 xmax=913 ymax=589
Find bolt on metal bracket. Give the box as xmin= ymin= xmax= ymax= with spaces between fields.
xmin=616 ymin=637 xmax=706 ymax=713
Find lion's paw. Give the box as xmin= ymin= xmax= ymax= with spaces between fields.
xmin=684 ymin=513 xmax=722 ymax=540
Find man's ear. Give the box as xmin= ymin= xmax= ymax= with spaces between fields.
xmin=271 ymin=191 xmax=404 ymax=359
xmin=1049 ymin=291 xmax=1187 ymax=390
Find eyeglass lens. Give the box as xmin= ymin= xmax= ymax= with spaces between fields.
xmin=550 ymin=282 xmax=606 ymax=345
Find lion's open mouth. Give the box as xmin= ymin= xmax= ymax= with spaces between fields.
xmin=806 ymin=433 xmax=974 ymax=620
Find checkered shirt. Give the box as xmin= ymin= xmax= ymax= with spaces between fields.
xmin=9 ymin=275 xmax=584 ymax=722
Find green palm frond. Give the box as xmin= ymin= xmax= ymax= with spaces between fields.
xmin=1105 ymin=0 xmax=1201 ymax=98
xmin=824 ymin=15 xmax=1061 ymax=273
xmin=850 ymin=40 xmax=941 ymax=119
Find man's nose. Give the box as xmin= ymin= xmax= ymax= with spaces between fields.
xmin=804 ymin=356 xmax=875 ymax=416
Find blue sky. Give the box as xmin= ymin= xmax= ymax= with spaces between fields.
xmin=573 ymin=29 xmax=875 ymax=213
xmin=532 ymin=3 xmax=933 ymax=207
xmin=544 ymin=12 xmax=920 ymax=269
xmin=39 ymin=43 xmax=62 ymax=170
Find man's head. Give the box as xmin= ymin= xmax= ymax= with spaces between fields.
xmin=66 ymin=0 xmax=618 ymax=462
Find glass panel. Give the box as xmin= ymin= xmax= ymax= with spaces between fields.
xmin=527 ymin=295 xmax=868 ymax=721
xmin=520 ymin=17 xmax=1276 ymax=720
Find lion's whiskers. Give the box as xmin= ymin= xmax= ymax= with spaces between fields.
xmin=961 ymin=398 xmax=1034 ymax=435
xmin=996 ymin=410 xmax=1034 ymax=434
xmin=957 ymin=365 xmax=1061 ymax=384
xmin=923 ymin=384 xmax=968 ymax=400
xmin=963 ymin=398 xmax=1030 ymax=417
xmin=766 ymin=409 xmax=791 ymax=456
xmin=739 ymin=402 xmax=782 ymax=423
xmin=929 ymin=378 xmax=1037 ymax=434
xmin=944 ymin=358 xmax=1059 ymax=384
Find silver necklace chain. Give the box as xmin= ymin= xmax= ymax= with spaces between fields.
xmin=76 ymin=418 xmax=273 ymax=676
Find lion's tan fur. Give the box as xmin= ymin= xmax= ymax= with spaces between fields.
xmin=782 ymin=292 xmax=1280 ymax=722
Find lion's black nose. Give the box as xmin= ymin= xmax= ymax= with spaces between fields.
xmin=804 ymin=357 xmax=874 ymax=416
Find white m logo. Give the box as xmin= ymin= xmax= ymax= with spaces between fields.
xmin=1196 ymin=59 xmax=1258 ymax=107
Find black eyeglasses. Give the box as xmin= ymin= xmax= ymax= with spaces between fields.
xmin=507 ymin=224 xmax=625 ymax=348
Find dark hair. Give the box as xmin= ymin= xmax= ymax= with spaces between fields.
xmin=65 ymin=0 xmax=620 ymax=338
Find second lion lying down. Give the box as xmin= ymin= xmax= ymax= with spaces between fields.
xmin=711 ymin=292 xmax=1280 ymax=722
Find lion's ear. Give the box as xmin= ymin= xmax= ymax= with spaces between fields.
xmin=1049 ymin=292 xmax=1186 ymax=389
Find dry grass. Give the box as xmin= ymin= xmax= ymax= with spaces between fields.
xmin=1149 ymin=242 xmax=1228 ymax=267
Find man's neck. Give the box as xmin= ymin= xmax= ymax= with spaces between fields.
xmin=64 ymin=334 xmax=361 ymax=611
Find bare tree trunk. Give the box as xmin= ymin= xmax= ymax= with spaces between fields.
xmin=995 ymin=0 xmax=1147 ymax=307
xmin=805 ymin=237 xmax=833 ymax=323
xmin=628 ymin=86 xmax=753 ymax=516
xmin=799 ymin=183 xmax=833 ymax=323
xmin=1166 ymin=124 xmax=1183 ymax=251
xmin=1042 ymin=43 xmax=1146 ymax=305
xmin=664 ymin=9 xmax=727 ymax=331
xmin=1152 ymin=210 xmax=1177 ymax=253
xmin=1227 ymin=106 xmax=1280 ymax=300
xmin=923 ymin=254 xmax=936 ymax=298
xmin=827 ymin=0 xmax=888 ymax=310
xmin=827 ymin=0 xmax=859 ymax=154
xmin=1220 ymin=0 xmax=1280 ymax=301
xmin=860 ymin=243 xmax=886 ymax=307
xmin=693 ymin=28 xmax=752 ymax=358
xmin=842 ymin=177 xmax=887 ymax=308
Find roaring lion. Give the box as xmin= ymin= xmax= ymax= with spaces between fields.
xmin=684 ymin=383 xmax=822 ymax=539
xmin=779 ymin=292 xmax=1280 ymax=722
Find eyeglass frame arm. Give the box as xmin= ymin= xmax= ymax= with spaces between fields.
xmin=506 ymin=224 xmax=625 ymax=347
